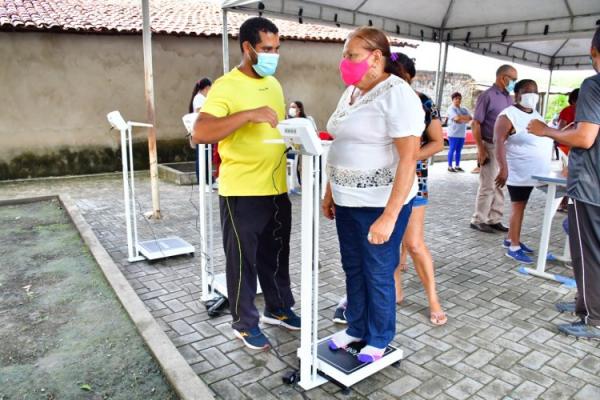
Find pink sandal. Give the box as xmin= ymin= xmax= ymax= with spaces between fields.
xmin=430 ymin=311 xmax=447 ymax=326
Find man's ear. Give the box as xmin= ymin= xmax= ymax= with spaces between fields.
xmin=242 ymin=41 xmax=256 ymax=63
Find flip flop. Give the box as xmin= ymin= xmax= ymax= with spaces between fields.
xmin=430 ymin=311 xmax=448 ymax=326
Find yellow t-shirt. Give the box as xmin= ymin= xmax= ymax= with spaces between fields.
xmin=201 ymin=68 xmax=287 ymax=196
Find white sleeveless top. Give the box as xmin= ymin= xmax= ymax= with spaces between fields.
xmin=326 ymin=75 xmax=425 ymax=207
xmin=499 ymin=105 xmax=553 ymax=187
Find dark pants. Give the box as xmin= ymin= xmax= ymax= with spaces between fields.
xmin=569 ymin=199 xmax=600 ymax=326
xmin=335 ymin=199 xmax=413 ymax=348
xmin=219 ymin=194 xmax=294 ymax=331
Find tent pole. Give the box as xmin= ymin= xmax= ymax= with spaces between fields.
xmin=433 ymin=35 xmax=443 ymax=98
xmin=141 ymin=0 xmax=161 ymax=219
xmin=222 ymin=9 xmax=230 ymax=74
xmin=436 ymin=41 xmax=449 ymax=110
xmin=543 ymin=68 xmax=554 ymax=119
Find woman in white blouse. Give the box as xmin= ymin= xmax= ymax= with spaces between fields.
xmin=322 ymin=27 xmax=424 ymax=363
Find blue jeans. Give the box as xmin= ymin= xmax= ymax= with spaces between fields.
xmin=335 ymin=199 xmax=414 ymax=348
xmin=448 ymin=137 xmax=465 ymax=167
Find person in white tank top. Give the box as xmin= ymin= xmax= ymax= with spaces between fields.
xmin=494 ymin=79 xmax=554 ymax=264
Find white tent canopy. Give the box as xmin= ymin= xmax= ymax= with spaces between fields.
xmin=222 ymin=0 xmax=600 ymax=70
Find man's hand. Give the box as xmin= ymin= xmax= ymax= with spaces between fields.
xmin=527 ymin=119 xmax=547 ymax=137
xmin=477 ymin=145 xmax=489 ymax=166
xmin=246 ymin=106 xmax=279 ymax=128
xmin=495 ymin=166 xmax=508 ymax=188
xmin=368 ymin=213 xmax=397 ymax=245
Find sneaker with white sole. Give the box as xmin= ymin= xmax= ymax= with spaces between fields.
xmin=506 ymin=248 xmax=534 ymax=264
xmin=233 ymin=326 xmax=271 ymax=350
xmin=502 ymin=239 xmax=534 ymax=254
xmin=332 ymin=306 xmax=347 ymax=324
xmin=262 ymin=308 xmax=301 ymax=330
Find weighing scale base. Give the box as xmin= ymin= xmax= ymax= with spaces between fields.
xmin=137 ymin=236 xmax=195 ymax=260
xmin=313 ymin=336 xmax=403 ymax=388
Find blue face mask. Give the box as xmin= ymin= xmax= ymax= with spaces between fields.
xmin=507 ymin=79 xmax=516 ymax=93
xmin=250 ymin=46 xmax=279 ymax=77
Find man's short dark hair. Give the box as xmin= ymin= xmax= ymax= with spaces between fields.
xmin=568 ymin=88 xmax=579 ymax=105
xmin=238 ymin=17 xmax=279 ymax=52
xmin=451 ymin=92 xmax=462 ymax=100
xmin=496 ymin=64 xmax=515 ymax=77
xmin=592 ymin=25 xmax=600 ymax=51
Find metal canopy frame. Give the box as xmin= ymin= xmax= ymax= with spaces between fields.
xmin=222 ymin=0 xmax=599 ymax=70
xmin=218 ymin=0 xmax=597 ymax=119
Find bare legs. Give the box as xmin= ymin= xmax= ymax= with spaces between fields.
xmin=508 ymin=200 xmax=527 ymax=246
xmin=394 ymin=206 xmax=446 ymax=324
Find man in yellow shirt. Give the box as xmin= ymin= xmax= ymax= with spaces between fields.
xmin=193 ymin=17 xmax=299 ymax=350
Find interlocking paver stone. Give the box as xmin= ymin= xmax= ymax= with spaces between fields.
xmin=519 ymin=350 xmax=552 ymax=370
xmin=2 ymin=160 xmax=599 ymax=399
xmin=446 ymin=377 xmax=483 ymax=400
xmin=574 ymin=384 xmax=600 ymax=400
xmin=476 ymin=379 xmax=514 ymax=400
xmin=510 ymin=381 xmax=546 ymax=400
xmin=382 ymin=375 xmax=421 ymax=398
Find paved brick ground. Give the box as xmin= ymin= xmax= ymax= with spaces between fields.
xmin=2 ymin=159 xmax=599 ymax=400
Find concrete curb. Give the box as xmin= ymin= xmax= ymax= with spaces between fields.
xmin=2 ymin=195 xmax=214 ymax=400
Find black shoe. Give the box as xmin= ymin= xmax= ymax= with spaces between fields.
xmin=454 ymin=167 xmax=465 ymax=172
xmin=333 ymin=307 xmax=348 ymax=324
xmin=470 ymin=223 xmax=494 ymax=233
xmin=488 ymin=223 xmax=509 ymax=232
xmin=448 ymin=166 xmax=456 ymax=172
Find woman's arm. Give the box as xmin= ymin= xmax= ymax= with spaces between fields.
xmin=417 ymin=119 xmax=443 ymax=160
xmin=494 ymin=115 xmax=512 ymax=188
xmin=367 ymin=135 xmax=420 ymax=245
xmin=321 ymin=182 xmax=335 ymax=220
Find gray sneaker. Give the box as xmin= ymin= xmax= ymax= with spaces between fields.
xmin=557 ymin=320 xmax=600 ymax=340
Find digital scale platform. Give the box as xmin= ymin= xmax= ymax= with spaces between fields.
xmin=315 ymin=338 xmax=402 ymax=388
xmin=182 ymin=113 xmax=261 ymax=314
xmin=276 ymin=118 xmax=405 ymax=391
xmin=107 ymin=111 xmax=195 ymax=263
xmin=137 ymin=237 xmax=195 ymax=261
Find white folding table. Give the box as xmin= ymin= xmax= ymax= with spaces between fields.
xmin=517 ymin=173 xmax=575 ymax=287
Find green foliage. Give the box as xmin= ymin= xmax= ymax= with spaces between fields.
xmin=545 ymin=94 xmax=569 ymax=121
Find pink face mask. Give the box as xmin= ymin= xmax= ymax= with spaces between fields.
xmin=339 ymin=54 xmax=371 ymax=86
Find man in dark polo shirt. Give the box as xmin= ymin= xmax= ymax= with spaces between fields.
xmin=470 ymin=65 xmax=517 ymax=233
xmin=528 ymin=26 xmax=600 ymax=339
